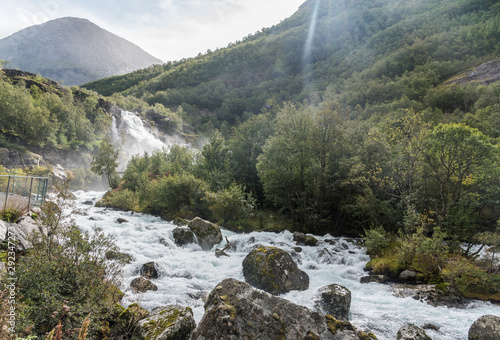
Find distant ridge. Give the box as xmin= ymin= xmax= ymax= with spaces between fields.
xmin=0 ymin=17 xmax=163 ymax=85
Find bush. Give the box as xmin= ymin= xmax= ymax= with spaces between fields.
xmin=145 ymin=173 xmax=210 ymax=220
xmin=0 ymin=208 xmax=22 ymax=222
xmin=205 ymin=183 xmax=256 ymax=227
xmin=12 ymin=225 xmax=126 ymax=339
xmin=104 ymin=189 xmax=140 ymax=211
xmin=363 ymin=225 xmax=391 ymax=256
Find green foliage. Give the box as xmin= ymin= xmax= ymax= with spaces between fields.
xmin=90 ymin=136 xmax=120 ymax=189
xmin=0 ymin=208 xmax=22 ymax=222
xmin=104 ymin=189 xmax=140 ymax=212
xmin=145 ymin=173 xmax=210 ymax=220
xmin=363 ymin=226 xmax=391 ymax=256
xmin=205 ymin=183 xmax=256 ymax=227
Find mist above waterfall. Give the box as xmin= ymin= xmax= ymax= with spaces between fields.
xmin=111 ymin=110 xmax=186 ymax=170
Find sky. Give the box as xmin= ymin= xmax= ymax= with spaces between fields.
xmin=0 ymin=0 xmax=306 ymax=62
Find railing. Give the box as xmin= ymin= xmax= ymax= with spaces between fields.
xmin=0 ymin=173 xmax=48 ymax=212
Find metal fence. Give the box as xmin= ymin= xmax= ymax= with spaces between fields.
xmin=0 ymin=173 xmax=48 ymax=212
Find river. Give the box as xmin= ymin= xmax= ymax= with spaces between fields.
xmin=69 ymin=190 xmax=499 ymax=340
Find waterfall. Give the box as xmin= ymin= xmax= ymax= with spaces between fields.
xmin=111 ymin=110 xmax=183 ymax=170
xmin=71 ymin=190 xmax=500 ymax=340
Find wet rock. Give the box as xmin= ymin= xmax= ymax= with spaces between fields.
xmin=399 ymin=269 xmax=418 ymax=283
xmin=130 ymin=277 xmax=158 ymax=293
xmin=82 ymin=200 xmax=94 ymax=205
xmin=396 ymin=324 xmax=432 ymax=340
xmin=468 ymin=315 xmax=500 ymax=340
xmin=422 ymin=324 xmax=440 ymax=331
xmin=188 ymin=217 xmax=222 ymax=251
xmin=139 ymin=262 xmax=161 ymax=279
xmin=360 ymin=275 xmax=389 ymax=284
xmin=110 ymin=303 xmax=149 ymax=339
xmin=105 ymin=250 xmax=134 ymax=263
xmin=242 ymin=245 xmax=309 ymax=295
xmin=318 ymin=248 xmax=336 ymax=264
xmin=293 ymin=246 xmax=303 ymax=253
xmin=191 ymin=278 xmax=370 ymax=340
xmin=158 ymin=237 xmax=172 ymax=247
xmin=187 ymin=291 xmax=209 ymax=302
xmin=172 ymin=226 xmax=195 ymax=246
xmin=293 ymin=232 xmax=319 ymax=246
xmin=131 ymin=305 xmax=196 ymax=340
xmin=316 ymin=284 xmax=351 ymax=321
xmin=88 ymin=216 xmax=103 ymax=221
xmin=116 ymin=217 xmax=129 ymax=224
xmin=411 ymin=284 xmax=465 ymax=308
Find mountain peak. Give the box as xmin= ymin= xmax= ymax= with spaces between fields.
xmin=0 ymin=17 xmax=163 ymax=85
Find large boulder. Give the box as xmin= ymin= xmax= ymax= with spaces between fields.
xmin=109 ymin=303 xmax=149 ymax=339
xmin=316 ymin=284 xmax=351 ymax=321
xmin=172 ymin=226 xmax=195 ymax=247
xmin=468 ymin=315 xmax=500 ymax=340
xmin=396 ymin=324 xmax=432 ymax=340
xmin=131 ymin=305 xmax=195 ymax=340
xmin=293 ymin=232 xmax=318 ymax=246
xmin=191 ymin=278 xmax=372 ymax=340
xmin=5 ymin=216 xmax=46 ymax=252
xmin=242 ymin=245 xmax=309 ymax=295
xmin=188 ymin=217 xmax=222 ymax=251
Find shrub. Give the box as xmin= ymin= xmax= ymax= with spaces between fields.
xmin=205 ymin=183 xmax=256 ymax=227
xmin=104 ymin=189 xmax=140 ymax=211
xmin=363 ymin=225 xmax=390 ymax=256
xmin=145 ymin=173 xmax=210 ymax=220
xmin=0 ymin=208 xmax=22 ymax=222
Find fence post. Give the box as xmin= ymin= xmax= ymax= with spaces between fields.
xmin=4 ymin=176 xmax=11 ymax=210
xmin=27 ymin=177 xmax=34 ymax=211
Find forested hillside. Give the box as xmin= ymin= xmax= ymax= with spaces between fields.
xmin=83 ymin=0 xmax=500 ymax=131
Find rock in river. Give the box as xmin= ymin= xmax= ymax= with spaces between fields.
xmin=188 ymin=217 xmax=222 ymax=251
xmin=242 ymin=245 xmax=309 ymax=295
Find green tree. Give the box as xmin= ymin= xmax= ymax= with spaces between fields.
xmin=91 ymin=136 xmax=120 ymax=189
xmin=423 ymin=123 xmax=500 ymax=241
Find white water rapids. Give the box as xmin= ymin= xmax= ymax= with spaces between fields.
xmin=68 ymin=191 xmax=499 ymax=340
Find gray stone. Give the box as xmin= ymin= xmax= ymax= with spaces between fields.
xmin=360 ymin=275 xmax=389 ymax=284
xmin=399 ymin=269 xmax=418 ymax=283
xmin=172 ymin=226 xmax=195 ymax=246
xmin=293 ymin=232 xmax=319 ymax=246
xmin=130 ymin=277 xmax=158 ymax=293
xmin=191 ymin=278 xmax=370 ymax=340
xmin=0 ymin=220 xmax=7 ymax=243
xmin=316 ymin=284 xmax=351 ymax=321
xmin=396 ymin=324 xmax=432 ymax=340
xmin=131 ymin=305 xmax=195 ymax=340
xmin=242 ymin=245 xmax=309 ymax=295
xmin=188 ymin=217 xmax=222 ymax=251
xmin=117 ymin=217 xmax=129 ymax=224
xmin=139 ymin=262 xmax=161 ymax=279
xmin=468 ymin=315 xmax=500 ymax=340
xmin=110 ymin=303 xmax=149 ymax=339
xmin=5 ymin=216 xmax=46 ymax=252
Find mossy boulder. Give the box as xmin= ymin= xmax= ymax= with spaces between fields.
xmin=316 ymin=284 xmax=351 ymax=321
xmin=188 ymin=217 xmax=222 ymax=251
xmin=131 ymin=277 xmax=158 ymax=293
xmin=293 ymin=232 xmax=319 ymax=246
xmin=396 ymin=324 xmax=432 ymax=340
xmin=131 ymin=305 xmax=196 ymax=340
xmin=468 ymin=315 xmax=500 ymax=340
xmin=242 ymin=245 xmax=309 ymax=295
xmin=172 ymin=226 xmax=196 ymax=247
xmin=109 ymin=303 xmax=150 ymax=339
xmin=191 ymin=278 xmax=372 ymax=340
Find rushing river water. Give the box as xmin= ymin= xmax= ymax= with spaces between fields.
xmin=69 ymin=190 xmax=499 ymax=340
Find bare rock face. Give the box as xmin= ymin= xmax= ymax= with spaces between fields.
xmin=0 ymin=148 xmax=44 ymax=168
xmin=293 ymin=232 xmax=318 ymax=246
xmin=242 ymin=245 xmax=309 ymax=295
xmin=191 ymin=278 xmax=372 ymax=340
xmin=396 ymin=324 xmax=432 ymax=340
xmin=187 ymin=217 xmax=222 ymax=251
xmin=131 ymin=305 xmax=195 ymax=340
xmin=468 ymin=315 xmax=500 ymax=340
xmin=316 ymin=284 xmax=351 ymax=321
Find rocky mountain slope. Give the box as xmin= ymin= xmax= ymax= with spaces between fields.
xmin=0 ymin=17 xmax=163 ymax=85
